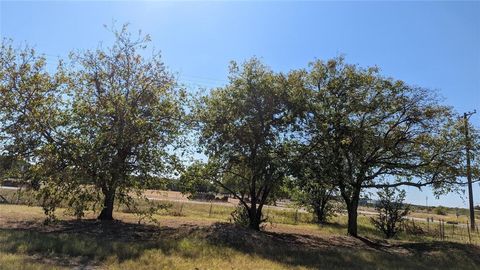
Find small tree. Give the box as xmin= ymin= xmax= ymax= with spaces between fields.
xmin=301 ymin=184 xmax=338 ymax=224
xmin=371 ymin=187 xmax=410 ymax=238
xmin=287 ymin=174 xmax=338 ymax=224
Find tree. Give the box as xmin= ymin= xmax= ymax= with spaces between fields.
xmin=288 ymin=153 xmax=339 ymax=224
xmin=0 ymin=26 xmax=186 ymax=220
xmin=371 ymin=187 xmax=410 ymax=238
xmin=194 ymin=58 xmax=298 ymax=230
xmin=298 ymin=57 xmax=462 ymax=236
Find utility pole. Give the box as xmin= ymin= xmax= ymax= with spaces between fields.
xmin=464 ymin=110 xmax=476 ymax=230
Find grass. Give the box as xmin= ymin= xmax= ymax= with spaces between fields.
xmin=1 ymin=204 xmax=480 ymax=269
xmin=2 ymin=188 xmax=480 ymax=269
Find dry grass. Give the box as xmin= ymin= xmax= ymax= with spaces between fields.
xmin=1 ymin=204 xmax=480 ymax=269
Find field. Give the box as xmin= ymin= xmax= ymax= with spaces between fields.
xmin=1 ymin=190 xmax=480 ymax=270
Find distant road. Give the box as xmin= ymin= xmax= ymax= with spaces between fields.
xmin=0 ymin=186 xmax=20 ymax=190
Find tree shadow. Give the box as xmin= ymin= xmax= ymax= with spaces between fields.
xmin=0 ymin=219 xmax=200 ymax=267
xmin=1 ymin=220 xmax=479 ymax=269
xmin=204 ymin=222 xmax=480 ymax=269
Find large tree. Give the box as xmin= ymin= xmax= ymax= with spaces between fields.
xmin=195 ymin=58 xmax=299 ymax=230
xmin=298 ymin=57 xmax=465 ymax=236
xmin=0 ymin=26 xmax=186 ymax=220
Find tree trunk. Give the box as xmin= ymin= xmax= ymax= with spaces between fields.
xmin=346 ymin=196 xmax=359 ymax=237
xmin=314 ymin=203 xmax=326 ymax=224
xmin=248 ymin=207 xmax=261 ymax=230
xmin=98 ymin=190 xmax=115 ymax=220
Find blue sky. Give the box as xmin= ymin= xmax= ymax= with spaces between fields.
xmin=1 ymin=1 xmax=479 ymax=207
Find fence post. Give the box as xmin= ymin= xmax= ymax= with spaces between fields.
xmin=444 ymin=220 xmax=447 ymax=240
xmin=467 ymin=221 xmax=472 ymax=244
xmin=427 ymin=217 xmax=430 ymax=233
xmin=443 ymin=220 xmax=446 ymax=240
xmin=441 ymin=220 xmax=445 ymax=240
xmin=209 ymin=203 xmax=213 ymax=218
xmin=438 ymin=220 xmax=442 ymax=240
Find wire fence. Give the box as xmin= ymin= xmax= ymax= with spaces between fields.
xmin=402 ymin=217 xmax=480 ymax=245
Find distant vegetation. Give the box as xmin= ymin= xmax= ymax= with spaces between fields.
xmin=435 ymin=206 xmax=448 ymax=216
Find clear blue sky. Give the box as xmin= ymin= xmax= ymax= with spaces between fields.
xmin=1 ymin=1 xmax=479 ymax=208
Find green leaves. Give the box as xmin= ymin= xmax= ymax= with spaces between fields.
xmin=194 ymin=58 xmax=303 ymax=229
xmin=371 ymin=187 xmax=410 ymax=238
xmin=0 ymin=26 xmax=187 ymax=220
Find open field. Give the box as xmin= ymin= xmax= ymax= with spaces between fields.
xmin=1 ymin=202 xmax=480 ymax=269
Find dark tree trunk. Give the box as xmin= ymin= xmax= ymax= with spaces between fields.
xmin=314 ymin=203 xmax=327 ymax=224
xmin=98 ymin=189 xmax=115 ymax=220
xmin=339 ymin=181 xmax=362 ymax=237
xmin=248 ymin=206 xmax=261 ymax=230
xmin=346 ymin=195 xmax=359 ymax=237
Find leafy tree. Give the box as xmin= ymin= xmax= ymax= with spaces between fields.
xmin=371 ymin=187 xmax=410 ymax=238
xmin=296 ymin=182 xmax=338 ymax=224
xmin=178 ymin=161 xmax=219 ymax=195
xmin=66 ymin=25 xmax=186 ymax=220
xmin=194 ymin=58 xmax=298 ymax=230
xmin=0 ymin=39 xmax=67 ymax=194
xmin=0 ymin=26 xmax=186 ymax=220
xmin=288 ymin=157 xmax=339 ymax=224
xmin=298 ymin=57 xmax=463 ymax=236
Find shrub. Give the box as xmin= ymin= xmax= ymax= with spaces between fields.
xmin=371 ymin=187 xmax=410 ymax=238
xmin=230 ymin=205 xmax=251 ymax=227
xmin=434 ymin=206 xmax=447 ymax=215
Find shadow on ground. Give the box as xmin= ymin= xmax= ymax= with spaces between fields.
xmin=1 ymin=220 xmax=480 ymax=269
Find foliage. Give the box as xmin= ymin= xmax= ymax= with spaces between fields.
xmin=434 ymin=206 xmax=448 ymax=216
xmin=2 ymin=29 xmax=479 ymax=236
xmin=294 ymin=56 xmax=464 ymax=236
xmin=194 ymin=58 xmax=301 ymax=230
xmin=178 ymin=161 xmax=219 ymax=195
xmin=370 ymin=187 xmax=410 ymax=238
xmin=230 ymin=204 xmax=252 ymax=227
xmin=0 ymin=25 xmax=186 ymax=221
xmin=285 ymin=176 xmax=339 ymax=224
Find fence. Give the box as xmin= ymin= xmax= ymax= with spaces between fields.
xmin=403 ymin=217 xmax=480 ymax=245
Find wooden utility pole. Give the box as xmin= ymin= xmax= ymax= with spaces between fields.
xmin=464 ymin=110 xmax=476 ymax=230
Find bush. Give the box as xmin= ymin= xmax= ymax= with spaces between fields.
xmin=371 ymin=187 xmax=410 ymax=238
xmin=230 ymin=205 xmax=250 ymax=227
xmin=434 ymin=206 xmax=448 ymax=215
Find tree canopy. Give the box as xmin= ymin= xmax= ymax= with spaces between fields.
xmin=193 ymin=58 xmax=300 ymax=229
xmin=0 ymin=26 xmax=186 ymax=220
xmin=294 ymin=57 xmax=468 ymax=236
xmin=1 ymin=29 xmax=478 ymax=235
